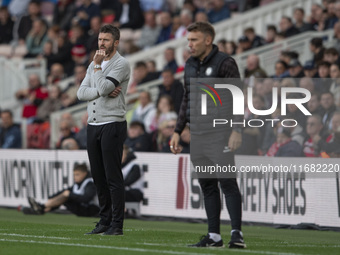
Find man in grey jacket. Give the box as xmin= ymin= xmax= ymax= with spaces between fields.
xmin=77 ymin=24 xmax=130 ymax=236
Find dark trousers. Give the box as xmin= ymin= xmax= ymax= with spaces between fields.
xmin=191 ymin=131 xmax=242 ymax=234
xmin=87 ymin=121 xmax=127 ymax=228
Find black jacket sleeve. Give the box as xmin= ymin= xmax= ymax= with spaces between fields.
xmin=68 ymin=181 xmax=96 ymax=203
xmin=124 ymin=165 xmax=141 ymax=186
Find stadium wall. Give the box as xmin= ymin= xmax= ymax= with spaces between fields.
xmin=0 ymin=149 xmax=339 ymax=228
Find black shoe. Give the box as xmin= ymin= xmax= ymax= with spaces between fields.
xmin=21 ymin=206 xmax=39 ymax=215
xmin=27 ymin=197 xmax=44 ymax=215
xmin=85 ymin=222 xmax=111 ymax=235
xmin=188 ymin=234 xmax=224 ymax=247
xmin=228 ymin=230 xmax=246 ymax=248
xmin=102 ymin=227 xmax=123 ymax=236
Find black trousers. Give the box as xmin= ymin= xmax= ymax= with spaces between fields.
xmin=87 ymin=121 xmax=127 ymax=228
xmin=191 ymin=131 xmax=242 ymax=234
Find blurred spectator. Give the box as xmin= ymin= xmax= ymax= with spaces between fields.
xmin=146 ymin=59 xmax=161 ymax=77
xmin=315 ymin=111 xmax=340 ymax=154
xmin=217 ymin=38 xmax=227 ymax=53
xmin=288 ymin=59 xmax=304 ymax=78
xmin=39 ymin=40 xmax=56 ymax=70
xmin=47 ymin=63 xmax=66 ymax=85
xmin=16 ymin=74 xmax=49 ymax=119
xmin=303 ymin=60 xmax=318 ymax=78
xmin=307 ymin=92 xmax=323 ymax=116
xmin=25 ymin=19 xmax=48 ymax=58
xmin=170 ymin=15 xmax=181 ymax=39
xmin=0 ymin=6 xmax=14 ymax=44
xmin=86 ymin=16 xmax=101 ymax=53
xmin=125 ymin=121 xmax=152 ymax=151
xmin=156 ymin=11 xmax=172 ymax=44
xmin=0 ymin=109 xmax=22 ymax=149
xmin=267 ymin=127 xmax=303 ymax=157
xmin=315 ymin=61 xmax=332 ymax=93
xmin=122 ymin=145 xmax=144 ymax=202
xmin=309 ymin=3 xmax=324 ymax=30
xmin=113 ymin=0 xmax=144 ymax=29
xmin=175 ymin=9 xmax=193 ymax=39
xmin=280 ymin=51 xmax=299 ymax=65
xmin=128 ymin=61 xmax=159 ymax=94
xmin=323 ymin=47 xmax=340 ymax=65
xmin=236 ymin=94 xmax=266 ymax=155
xmin=320 ymin=91 xmax=337 ymax=130
xmin=60 ymin=112 xmax=80 ymax=133
xmin=156 ymin=118 xmax=177 ymax=152
xmin=299 ymin=77 xmax=315 ymax=93
xmin=265 ymin=24 xmax=277 ymax=44
xmin=56 ymin=119 xmax=77 ymax=149
xmin=131 ymin=91 xmax=156 ymax=133
xmin=17 ymin=0 xmax=43 ymax=43
xmin=72 ymin=0 xmax=100 ymax=32
xmin=286 ymin=93 xmax=307 ymax=129
xmin=36 ymin=85 xmax=62 ymax=121
xmin=163 ymin=47 xmax=178 ymax=74
xmin=237 ymin=35 xmax=251 ymax=53
xmin=293 ymin=8 xmax=313 ymax=32
xmin=52 ymin=0 xmax=76 ymax=32
xmin=135 ymin=10 xmax=161 ymax=50
xmin=279 ymin=16 xmax=300 ymax=38
xmin=244 ymin=54 xmax=267 ymax=78
xmin=310 ymin=37 xmax=325 ymax=66
xmin=330 ymin=63 xmax=340 ymax=106
xmin=75 ymin=112 xmax=88 ymax=149
xmin=244 ymin=27 xmax=266 ymax=49
xmin=195 ymin=11 xmax=208 ymax=22
xmin=272 ymin=60 xmax=289 ymax=79
xmin=225 ymin=41 xmax=237 ymax=55
xmin=333 ymin=22 xmax=340 ymax=53
xmin=158 ymin=69 xmax=184 ymax=113
xmin=61 ymin=137 xmax=80 ymax=150
xmin=328 ymin=2 xmax=340 ymax=29
xmin=207 ymin=0 xmax=230 ymax=24
xmin=183 ymin=0 xmax=199 ymax=16
xmin=71 ymin=44 xmax=88 ymax=65
xmin=61 ymin=64 xmax=87 ymax=108
xmin=69 ymin=24 xmax=87 ymax=47
xmin=148 ymin=94 xmax=177 ymax=133
xmin=303 ymin=115 xmax=323 ymax=157
xmin=260 ymin=108 xmax=281 ymax=154
xmin=176 ymin=48 xmax=190 ymax=73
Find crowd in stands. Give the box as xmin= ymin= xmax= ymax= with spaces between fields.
xmin=1 ymin=0 xmax=340 ymax=158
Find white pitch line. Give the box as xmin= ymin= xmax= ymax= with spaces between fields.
xmin=0 ymin=236 xmax=306 ymax=255
xmin=0 ymin=239 xmax=214 ymax=255
xmin=0 ymin=233 xmax=70 ymax=240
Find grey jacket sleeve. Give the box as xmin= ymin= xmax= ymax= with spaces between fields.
xmin=77 ymin=65 xmax=100 ymax=101
xmin=95 ymin=59 xmax=130 ymax=96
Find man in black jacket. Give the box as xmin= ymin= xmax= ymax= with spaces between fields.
xmin=26 ymin=163 xmax=99 ymax=217
xmin=170 ymin=22 xmax=245 ymax=249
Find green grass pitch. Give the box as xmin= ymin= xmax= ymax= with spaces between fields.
xmin=0 ymin=208 xmax=339 ymax=255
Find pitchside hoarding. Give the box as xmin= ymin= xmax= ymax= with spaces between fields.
xmin=0 ymin=150 xmax=339 ymax=227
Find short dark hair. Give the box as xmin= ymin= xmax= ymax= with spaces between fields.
xmin=267 ymin=25 xmax=277 ymax=32
xmin=310 ymin=37 xmax=323 ymax=48
xmin=129 ymin=121 xmax=145 ymax=132
xmin=99 ymin=24 xmax=120 ymax=40
xmin=317 ymin=61 xmax=331 ymax=68
xmin=187 ymin=22 xmax=215 ymax=41
xmin=244 ymin=27 xmax=255 ymax=34
xmin=294 ymin=8 xmax=305 ymax=14
xmin=135 ymin=61 xmax=147 ymax=69
xmin=324 ymin=47 xmax=339 ymax=56
xmin=74 ymin=163 xmax=88 ymax=173
xmin=1 ymin=109 xmax=13 ymax=118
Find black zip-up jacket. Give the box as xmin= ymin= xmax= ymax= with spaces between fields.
xmin=175 ymin=44 xmax=243 ymax=135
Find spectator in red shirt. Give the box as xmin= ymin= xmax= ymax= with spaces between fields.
xmin=15 ymin=74 xmax=48 ymax=119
